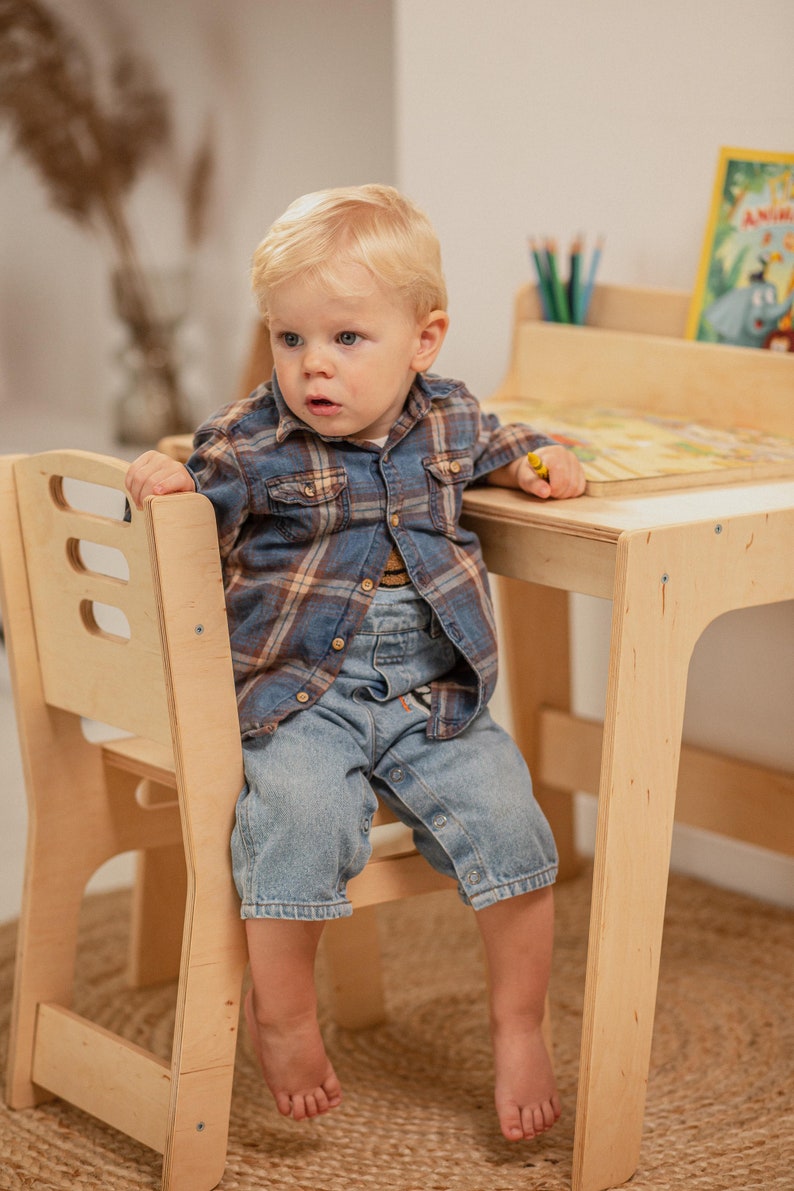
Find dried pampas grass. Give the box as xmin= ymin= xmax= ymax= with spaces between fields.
xmin=0 ymin=0 xmax=214 ymax=437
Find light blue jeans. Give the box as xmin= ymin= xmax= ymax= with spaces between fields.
xmin=231 ymin=585 xmax=558 ymax=920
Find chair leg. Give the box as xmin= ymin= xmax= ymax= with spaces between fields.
xmin=6 ymin=835 xmax=95 ymax=1107
xmin=323 ymin=906 xmax=387 ymax=1029
xmin=160 ymin=901 xmax=247 ymax=1191
xmin=129 ymin=843 xmax=188 ymax=988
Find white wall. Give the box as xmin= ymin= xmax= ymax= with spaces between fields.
xmin=1 ymin=0 xmax=792 ymax=906
xmin=394 ymin=0 xmax=794 ymax=904
xmin=0 ymin=0 xmax=395 ymax=426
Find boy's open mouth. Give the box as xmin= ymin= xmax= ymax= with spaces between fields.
xmin=308 ymin=396 xmax=342 ymax=415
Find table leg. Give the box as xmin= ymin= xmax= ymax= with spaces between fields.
xmin=496 ymin=576 xmax=581 ymax=879
xmin=572 ymin=510 xmax=794 ymax=1191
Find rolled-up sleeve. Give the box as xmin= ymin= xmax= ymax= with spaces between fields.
xmin=187 ymin=430 xmax=251 ymax=563
xmin=469 ymin=408 xmax=558 ymax=483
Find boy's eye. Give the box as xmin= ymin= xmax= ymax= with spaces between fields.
xmin=337 ymin=331 xmax=360 ymax=346
xmin=281 ymin=332 xmax=302 ymax=348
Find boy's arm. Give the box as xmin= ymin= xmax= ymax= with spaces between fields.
xmin=486 ymin=444 xmax=585 ymax=501
xmin=126 ymin=450 xmax=197 ymax=510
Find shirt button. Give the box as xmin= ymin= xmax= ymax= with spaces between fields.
xmin=449 ymin=460 xmax=461 ymax=474
xmin=390 ymin=513 xmax=400 ymax=527
xmin=361 ymin=578 xmax=374 ymax=592
xmin=331 ymin=637 xmax=345 ymax=651
xmin=389 ymin=767 xmax=404 ymax=783
xmin=303 ymin=483 xmax=315 ymax=496
xmin=296 ymin=691 xmax=310 ymax=703
xmin=433 ymin=813 xmax=447 ymax=829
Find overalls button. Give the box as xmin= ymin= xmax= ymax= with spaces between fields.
xmin=466 ymin=869 xmax=481 ymax=885
xmin=433 ymin=814 xmax=447 ymax=829
xmin=390 ymin=767 xmax=404 ymax=783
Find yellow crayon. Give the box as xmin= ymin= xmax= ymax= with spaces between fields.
xmin=527 ymin=451 xmax=550 ymax=481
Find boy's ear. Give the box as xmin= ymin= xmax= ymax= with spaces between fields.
xmin=411 ymin=309 xmax=450 ymax=373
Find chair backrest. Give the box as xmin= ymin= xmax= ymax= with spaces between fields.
xmin=11 ymin=450 xmax=172 ymax=745
xmin=2 ymin=449 xmax=242 ymax=800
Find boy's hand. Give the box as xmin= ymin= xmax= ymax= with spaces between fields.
xmin=517 ymin=445 xmax=586 ymax=500
xmin=125 ymin=451 xmax=196 ymax=510
xmin=487 ymin=445 xmax=586 ymax=500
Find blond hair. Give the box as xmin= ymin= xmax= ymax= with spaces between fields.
xmin=251 ymin=184 xmax=447 ymax=321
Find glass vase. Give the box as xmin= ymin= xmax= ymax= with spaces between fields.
xmin=112 ymin=265 xmax=197 ymax=447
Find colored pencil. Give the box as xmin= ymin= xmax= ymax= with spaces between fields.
xmin=545 ymin=239 xmax=571 ymax=323
xmin=579 ymin=235 xmax=604 ymax=324
xmin=568 ymin=236 xmax=583 ymax=324
xmin=528 ymin=238 xmax=554 ymax=320
xmin=526 ymin=451 xmax=550 ymax=481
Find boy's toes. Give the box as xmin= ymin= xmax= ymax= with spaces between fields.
xmin=499 ymin=1095 xmax=562 ymax=1142
xmin=524 ymin=1096 xmax=562 ymax=1137
xmin=498 ymin=1100 xmax=527 ymax=1141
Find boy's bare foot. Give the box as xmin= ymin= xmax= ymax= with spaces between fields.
xmin=245 ymin=988 xmax=343 ymax=1120
xmin=492 ymin=1014 xmax=561 ymax=1141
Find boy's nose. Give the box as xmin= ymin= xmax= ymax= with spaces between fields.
xmin=303 ymin=343 xmax=333 ymax=376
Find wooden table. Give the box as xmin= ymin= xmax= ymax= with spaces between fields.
xmin=160 ymin=284 xmax=794 ymax=1188
xmin=462 ymin=283 xmax=794 ymax=1190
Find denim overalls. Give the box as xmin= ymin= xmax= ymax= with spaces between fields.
xmin=231 ymin=584 xmax=558 ymax=920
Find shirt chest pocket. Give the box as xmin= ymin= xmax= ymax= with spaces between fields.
xmin=423 ymin=451 xmax=473 ymax=537
xmin=266 ymin=467 xmax=350 ymax=542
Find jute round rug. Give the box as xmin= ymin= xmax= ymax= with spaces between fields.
xmin=1 ymin=865 xmax=792 ymax=1191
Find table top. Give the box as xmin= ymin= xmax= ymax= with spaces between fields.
xmin=462 ymin=478 xmax=794 ymax=543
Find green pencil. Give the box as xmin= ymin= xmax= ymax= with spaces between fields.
xmin=528 ymin=238 xmax=554 ymax=320
xmin=569 ymin=236 xmax=582 ymax=324
xmin=545 ymin=239 xmax=570 ymax=324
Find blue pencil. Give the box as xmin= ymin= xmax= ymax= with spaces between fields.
xmin=579 ymin=236 xmax=604 ymax=324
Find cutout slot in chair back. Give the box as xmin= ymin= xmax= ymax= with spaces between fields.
xmin=13 ymin=450 xmax=171 ymax=746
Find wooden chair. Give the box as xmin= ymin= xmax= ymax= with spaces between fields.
xmin=0 ymin=448 xmax=454 ymax=1191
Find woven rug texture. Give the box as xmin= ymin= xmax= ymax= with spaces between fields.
xmin=0 ymin=864 xmax=792 ymax=1191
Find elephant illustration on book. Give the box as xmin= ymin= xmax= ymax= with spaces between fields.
xmin=704 ymin=256 xmax=794 ymax=349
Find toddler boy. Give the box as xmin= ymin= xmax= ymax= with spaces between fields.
xmin=126 ymin=184 xmax=585 ymax=1143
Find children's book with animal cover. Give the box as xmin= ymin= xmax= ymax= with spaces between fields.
xmin=685 ymin=147 xmax=794 ymax=352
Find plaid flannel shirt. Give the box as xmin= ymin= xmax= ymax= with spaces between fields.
xmin=188 ymin=372 xmax=556 ymax=740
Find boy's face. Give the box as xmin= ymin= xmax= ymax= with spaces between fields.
xmin=267 ymin=262 xmax=447 ymax=442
